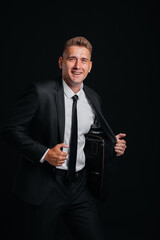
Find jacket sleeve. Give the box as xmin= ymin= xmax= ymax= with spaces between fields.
xmin=0 ymin=84 xmax=48 ymax=164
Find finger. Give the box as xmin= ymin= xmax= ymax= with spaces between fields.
xmin=58 ymin=155 xmax=67 ymax=160
xmin=115 ymin=149 xmax=124 ymax=155
xmin=50 ymin=154 xmax=66 ymax=162
xmin=116 ymin=140 xmax=126 ymax=146
xmin=115 ymin=143 xmax=126 ymax=149
xmin=115 ymin=146 xmax=126 ymax=152
xmin=58 ymin=160 xmax=65 ymax=164
xmin=115 ymin=144 xmax=126 ymax=149
xmin=114 ymin=147 xmax=125 ymax=152
xmin=54 ymin=158 xmax=65 ymax=164
xmin=117 ymin=139 xmax=126 ymax=144
xmin=115 ymin=141 xmax=126 ymax=146
xmin=115 ymin=146 xmax=127 ymax=150
xmin=116 ymin=144 xmax=124 ymax=149
xmin=56 ymin=160 xmax=66 ymax=166
xmin=60 ymin=151 xmax=68 ymax=157
xmin=56 ymin=163 xmax=64 ymax=166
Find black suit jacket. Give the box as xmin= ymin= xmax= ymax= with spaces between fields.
xmin=0 ymin=78 xmax=116 ymax=205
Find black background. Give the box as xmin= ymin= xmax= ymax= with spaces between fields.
xmin=0 ymin=1 xmax=159 ymax=239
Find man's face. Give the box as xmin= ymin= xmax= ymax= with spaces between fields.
xmin=59 ymin=46 xmax=92 ymax=88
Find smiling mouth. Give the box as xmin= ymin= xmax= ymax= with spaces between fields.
xmin=71 ymin=71 xmax=82 ymax=75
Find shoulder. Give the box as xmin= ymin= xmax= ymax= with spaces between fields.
xmin=26 ymin=78 xmax=61 ymax=97
xmin=33 ymin=78 xmax=60 ymax=92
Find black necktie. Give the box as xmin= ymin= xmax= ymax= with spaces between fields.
xmin=67 ymin=95 xmax=78 ymax=182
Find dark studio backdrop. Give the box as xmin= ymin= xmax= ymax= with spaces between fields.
xmin=0 ymin=1 xmax=159 ymax=240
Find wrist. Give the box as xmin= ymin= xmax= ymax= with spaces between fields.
xmin=40 ymin=149 xmax=50 ymax=163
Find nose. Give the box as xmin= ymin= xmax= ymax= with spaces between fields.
xmin=74 ymin=59 xmax=81 ymax=69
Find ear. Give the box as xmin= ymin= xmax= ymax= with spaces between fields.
xmin=58 ymin=57 xmax=63 ymax=69
xmin=88 ymin=61 xmax=92 ymax=73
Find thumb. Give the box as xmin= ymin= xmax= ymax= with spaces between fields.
xmin=57 ymin=143 xmax=69 ymax=149
xmin=116 ymin=133 xmax=126 ymax=139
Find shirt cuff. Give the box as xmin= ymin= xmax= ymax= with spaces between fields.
xmin=40 ymin=149 xmax=50 ymax=163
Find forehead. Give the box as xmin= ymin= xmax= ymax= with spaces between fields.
xmin=63 ymin=46 xmax=91 ymax=59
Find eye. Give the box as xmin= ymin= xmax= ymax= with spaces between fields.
xmin=68 ymin=57 xmax=76 ymax=62
xmin=81 ymin=58 xmax=88 ymax=63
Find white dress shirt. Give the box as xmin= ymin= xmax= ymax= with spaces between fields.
xmin=41 ymin=79 xmax=95 ymax=172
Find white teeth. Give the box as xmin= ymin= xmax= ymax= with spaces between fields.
xmin=72 ymin=72 xmax=81 ymax=75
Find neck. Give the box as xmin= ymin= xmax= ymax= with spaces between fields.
xmin=63 ymin=79 xmax=82 ymax=93
xmin=70 ymin=85 xmax=82 ymax=93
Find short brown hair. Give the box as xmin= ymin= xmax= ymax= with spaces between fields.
xmin=62 ymin=36 xmax=92 ymax=57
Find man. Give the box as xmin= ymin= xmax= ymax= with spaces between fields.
xmin=0 ymin=36 xmax=127 ymax=240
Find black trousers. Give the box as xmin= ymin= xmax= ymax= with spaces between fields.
xmin=23 ymin=168 xmax=104 ymax=240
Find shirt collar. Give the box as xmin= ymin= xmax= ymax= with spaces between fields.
xmin=62 ymin=79 xmax=83 ymax=99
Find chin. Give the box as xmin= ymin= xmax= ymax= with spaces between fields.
xmin=70 ymin=76 xmax=84 ymax=83
xmin=72 ymin=79 xmax=84 ymax=85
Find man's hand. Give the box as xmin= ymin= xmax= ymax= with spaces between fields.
xmin=114 ymin=133 xmax=127 ymax=157
xmin=45 ymin=143 xmax=69 ymax=166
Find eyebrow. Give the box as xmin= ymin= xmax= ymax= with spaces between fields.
xmin=67 ymin=56 xmax=89 ymax=61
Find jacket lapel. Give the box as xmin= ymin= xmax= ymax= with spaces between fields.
xmin=83 ymin=85 xmax=116 ymax=145
xmin=54 ymin=79 xmax=65 ymax=143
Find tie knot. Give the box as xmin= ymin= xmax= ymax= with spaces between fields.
xmin=72 ymin=95 xmax=78 ymax=102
